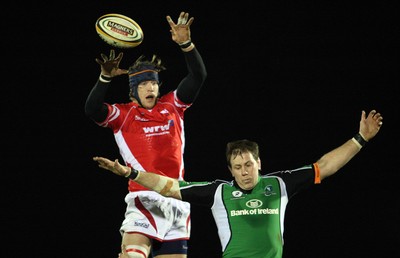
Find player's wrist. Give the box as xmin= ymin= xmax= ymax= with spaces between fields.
xmin=352 ymin=132 xmax=368 ymax=149
xmin=99 ymin=74 xmax=112 ymax=83
xmin=126 ymin=167 xmax=140 ymax=181
xmin=179 ymin=41 xmax=194 ymax=52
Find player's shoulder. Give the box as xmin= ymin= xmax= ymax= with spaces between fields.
xmin=158 ymin=90 xmax=175 ymax=101
xmin=113 ymin=102 xmax=139 ymax=110
xmin=215 ymin=179 xmax=231 ymax=185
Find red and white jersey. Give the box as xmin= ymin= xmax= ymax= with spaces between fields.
xmin=98 ymin=90 xmax=191 ymax=192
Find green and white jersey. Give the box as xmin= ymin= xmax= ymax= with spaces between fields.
xmin=179 ymin=164 xmax=318 ymax=258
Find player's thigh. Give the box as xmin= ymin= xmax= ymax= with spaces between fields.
xmin=122 ymin=232 xmax=152 ymax=246
xmin=121 ymin=232 xmax=152 ymax=258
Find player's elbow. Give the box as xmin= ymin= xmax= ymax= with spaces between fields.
xmin=198 ymin=69 xmax=207 ymax=84
xmin=84 ymin=100 xmax=97 ymax=117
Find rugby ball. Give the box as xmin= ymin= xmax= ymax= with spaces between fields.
xmin=95 ymin=13 xmax=144 ymax=48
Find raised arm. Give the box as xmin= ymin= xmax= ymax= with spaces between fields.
xmin=317 ymin=110 xmax=383 ymax=180
xmin=93 ymin=157 xmax=182 ymax=199
xmin=166 ymin=11 xmax=207 ymax=104
xmin=85 ymin=50 xmax=128 ymax=122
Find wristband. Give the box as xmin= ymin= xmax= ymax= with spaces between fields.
xmin=99 ymin=74 xmax=112 ymax=83
xmin=179 ymin=40 xmax=192 ymax=49
xmin=126 ymin=168 xmax=139 ymax=181
xmin=352 ymin=132 xmax=368 ymax=148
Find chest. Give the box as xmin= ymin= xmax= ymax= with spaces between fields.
xmin=120 ymin=106 xmax=180 ymax=134
xmin=222 ymin=179 xmax=282 ymax=215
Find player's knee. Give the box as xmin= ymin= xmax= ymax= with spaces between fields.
xmin=124 ymin=245 xmax=149 ymax=258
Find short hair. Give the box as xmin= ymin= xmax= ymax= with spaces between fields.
xmin=226 ymin=139 xmax=260 ymax=168
xmin=128 ymin=54 xmax=166 ymax=74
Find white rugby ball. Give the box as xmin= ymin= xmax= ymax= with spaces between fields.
xmin=95 ymin=13 xmax=144 ymax=48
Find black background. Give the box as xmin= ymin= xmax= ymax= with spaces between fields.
xmin=5 ymin=1 xmax=399 ymax=257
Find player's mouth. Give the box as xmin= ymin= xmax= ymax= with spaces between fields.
xmin=243 ymin=178 xmax=252 ymax=184
xmin=145 ymin=95 xmax=155 ymax=100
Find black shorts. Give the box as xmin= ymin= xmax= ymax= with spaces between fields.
xmin=151 ymin=239 xmax=188 ymax=256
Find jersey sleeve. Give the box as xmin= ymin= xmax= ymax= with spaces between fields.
xmin=179 ymin=180 xmax=220 ymax=207
xmin=84 ymin=80 xmax=110 ymax=123
xmin=96 ymin=103 xmax=122 ymax=129
xmin=265 ymin=164 xmax=317 ymax=198
xmin=175 ymin=47 xmax=207 ymax=104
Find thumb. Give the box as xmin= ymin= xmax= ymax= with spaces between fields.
xmin=120 ymin=69 xmax=129 ymax=74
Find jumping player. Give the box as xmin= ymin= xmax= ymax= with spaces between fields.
xmin=85 ymin=11 xmax=207 ymax=258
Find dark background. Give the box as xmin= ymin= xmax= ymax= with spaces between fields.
xmin=5 ymin=1 xmax=399 ymax=257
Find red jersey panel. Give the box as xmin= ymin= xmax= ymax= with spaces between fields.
xmin=98 ymin=91 xmax=191 ymax=192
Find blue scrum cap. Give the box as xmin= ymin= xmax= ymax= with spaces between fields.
xmin=128 ymin=66 xmax=160 ymax=89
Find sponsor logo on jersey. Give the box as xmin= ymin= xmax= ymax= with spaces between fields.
xmin=135 ymin=115 xmax=149 ymax=121
xmin=230 ymin=207 xmax=279 ymax=217
xmin=134 ymin=221 xmax=150 ymax=228
xmin=264 ymin=185 xmax=276 ymax=196
xmin=230 ymin=198 xmax=279 ymax=216
xmin=142 ymin=120 xmax=174 ymax=136
xmin=232 ymin=190 xmax=243 ymax=198
xmin=246 ymin=199 xmax=263 ymax=208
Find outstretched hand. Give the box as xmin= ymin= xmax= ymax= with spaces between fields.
xmin=95 ymin=49 xmax=128 ymax=77
xmin=166 ymin=11 xmax=194 ymax=45
xmin=93 ymin=156 xmax=130 ymax=177
xmin=359 ymin=110 xmax=383 ymax=141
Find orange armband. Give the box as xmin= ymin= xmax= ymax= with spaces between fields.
xmin=313 ymin=163 xmax=321 ymax=184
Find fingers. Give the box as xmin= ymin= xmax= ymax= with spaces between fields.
xmin=367 ymin=110 xmax=384 ymax=128
xmin=186 ymin=17 xmax=194 ymax=27
xmin=166 ymin=15 xmax=176 ymax=27
xmin=116 ymin=52 xmax=124 ymax=61
xmin=373 ymin=111 xmax=382 ymax=119
xmin=177 ymin=12 xmax=188 ymax=25
xmin=93 ymin=156 xmax=110 ymax=165
xmin=110 ymin=49 xmax=115 ymax=59
xmin=95 ymin=58 xmax=104 ymax=65
xmin=369 ymin=110 xmax=377 ymax=117
xmin=369 ymin=110 xmax=383 ymax=120
xmin=167 ymin=12 xmax=193 ymax=26
xmin=93 ymin=156 xmax=107 ymax=170
xmin=373 ymin=111 xmax=383 ymax=126
xmin=98 ymin=50 xmax=122 ymax=62
xmin=100 ymin=53 xmax=108 ymax=61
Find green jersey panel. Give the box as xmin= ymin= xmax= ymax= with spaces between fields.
xmin=216 ymin=177 xmax=287 ymax=258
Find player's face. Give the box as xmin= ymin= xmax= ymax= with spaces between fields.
xmin=229 ymin=152 xmax=260 ymax=190
xmin=137 ymin=80 xmax=159 ymax=109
